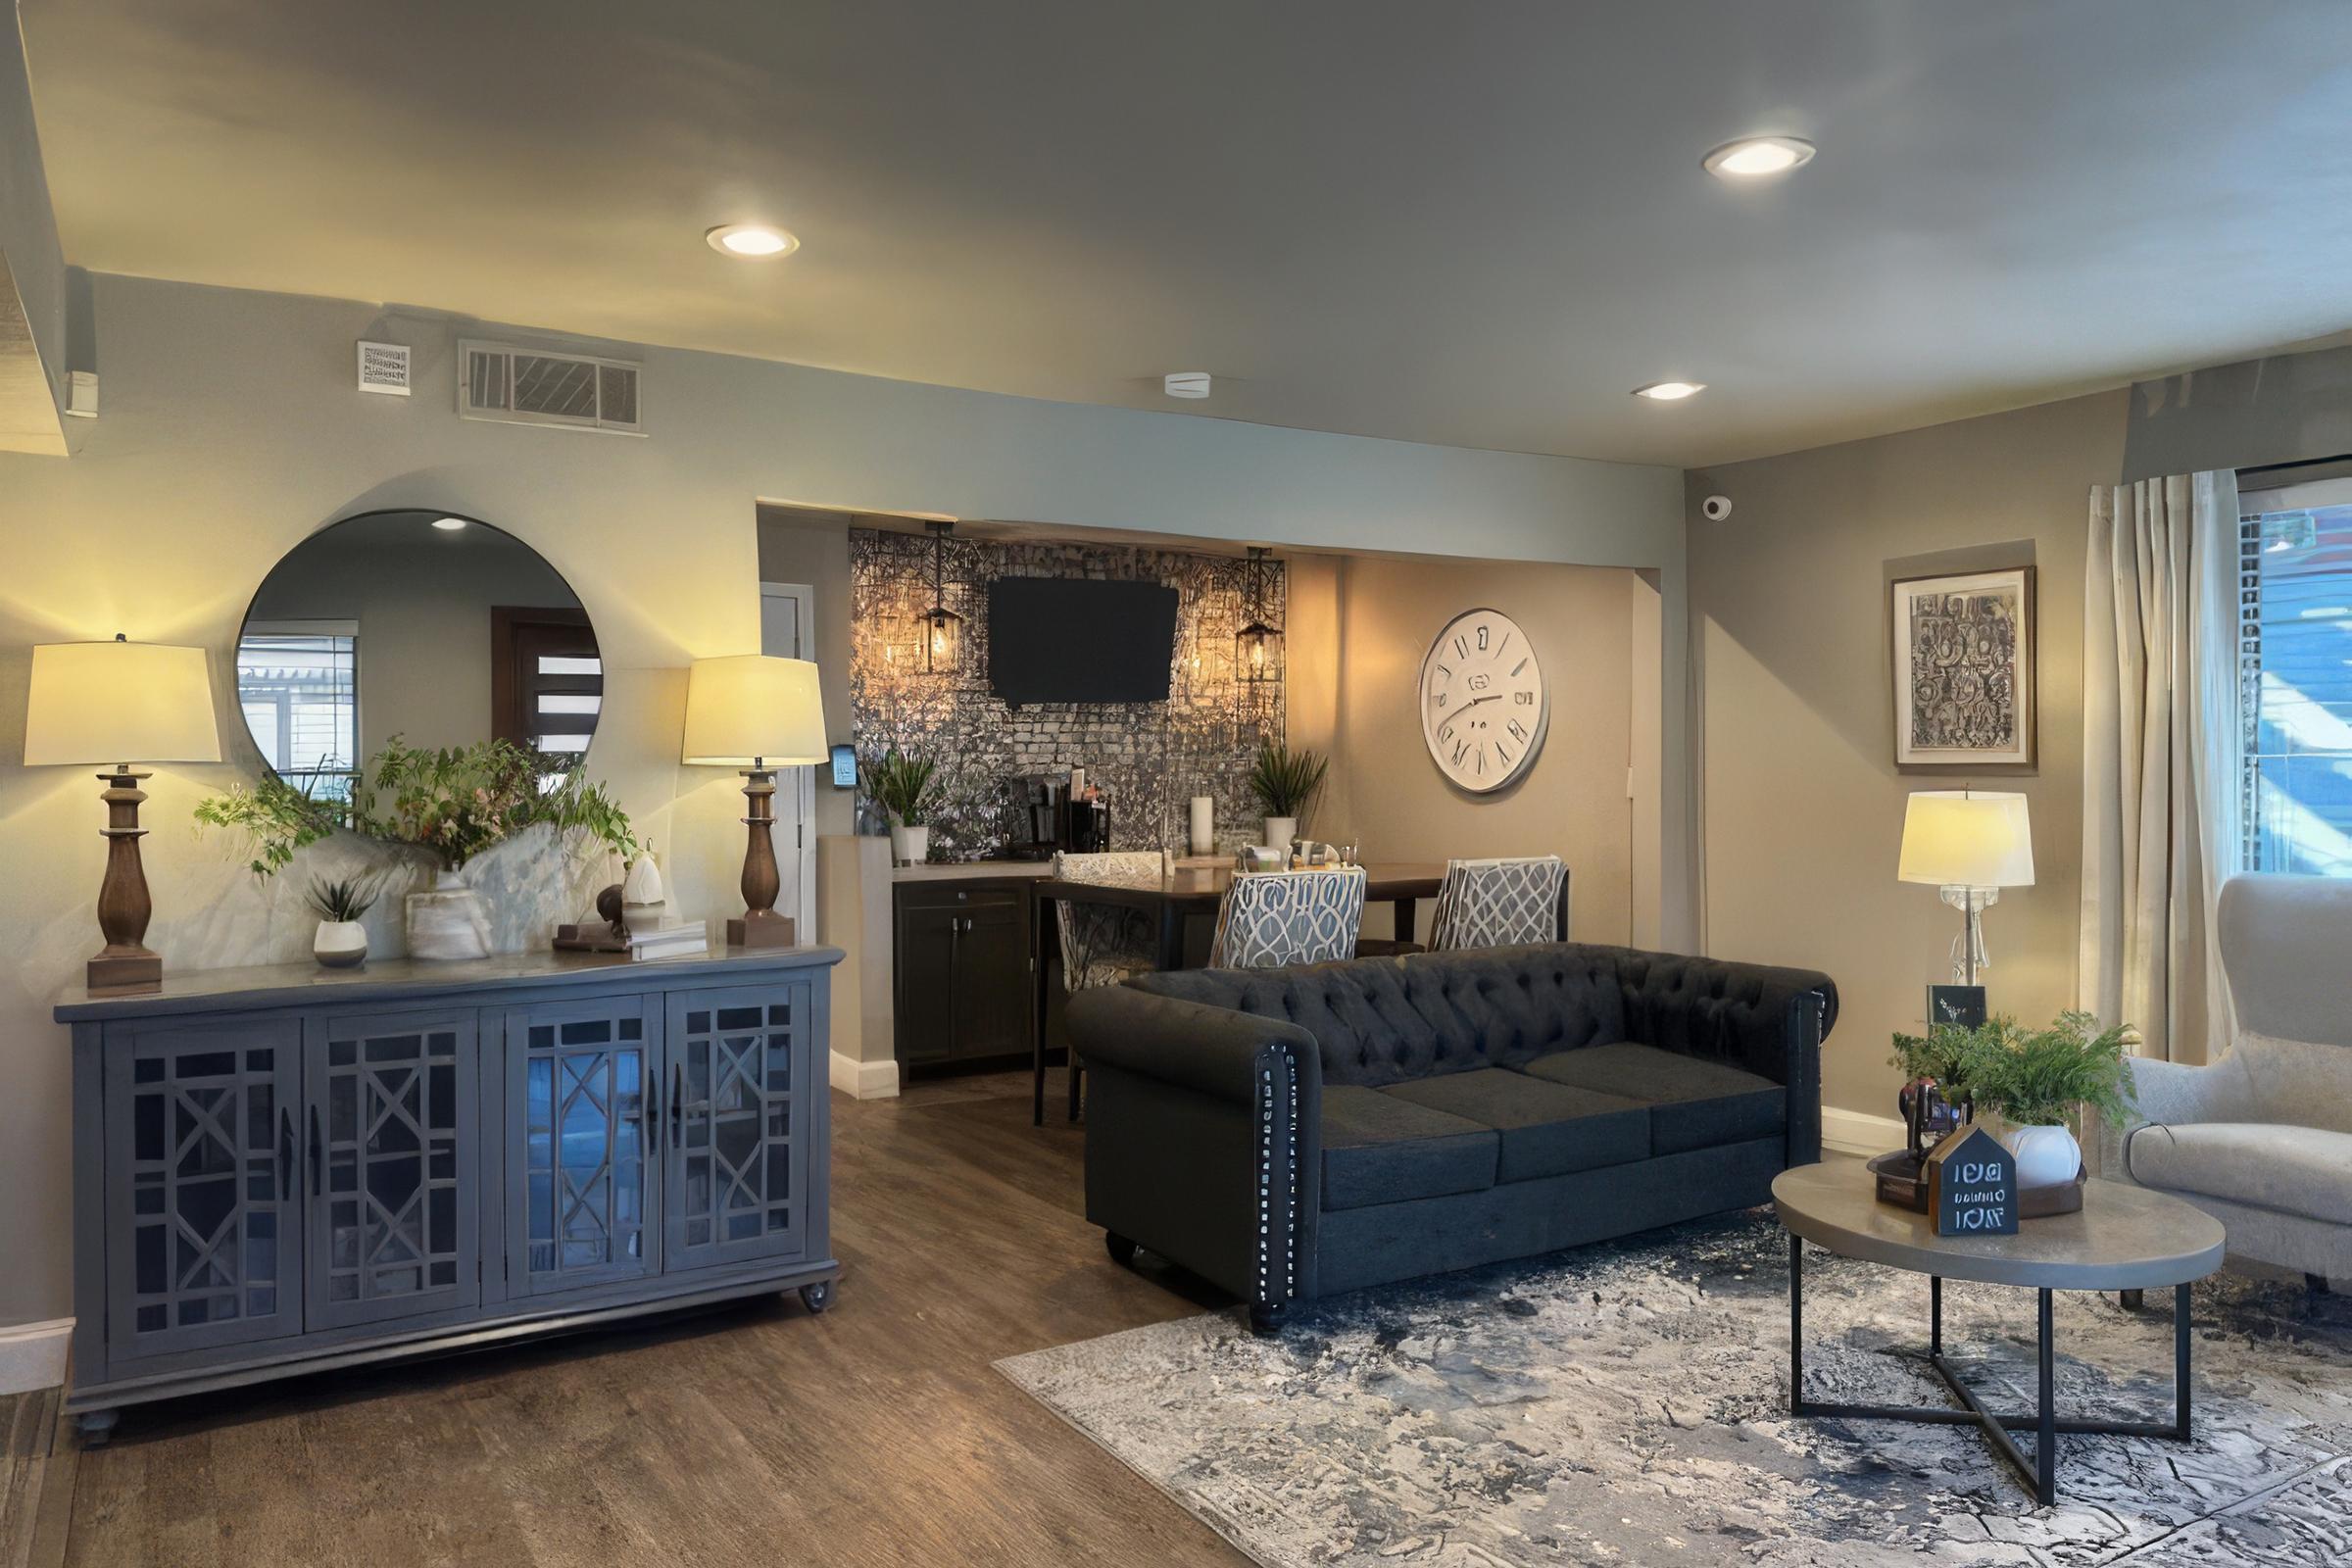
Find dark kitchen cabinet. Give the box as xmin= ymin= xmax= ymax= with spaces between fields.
xmin=893 ymin=881 xmax=1035 ymax=1069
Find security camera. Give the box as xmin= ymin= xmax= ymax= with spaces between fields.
xmin=1700 ymin=494 xmax=1733 ymax=522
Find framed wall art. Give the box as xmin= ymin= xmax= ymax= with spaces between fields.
xmin=1891 ymin=566 xmax=2035 ymax=767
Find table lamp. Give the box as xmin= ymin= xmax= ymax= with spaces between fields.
xmin=1897 ymin=789 xmax=2034 ymax=986
xmin=24 ymin=636 xmax=222 ymax=993
xmin=682 ymin=655 xmax=828 ymax=949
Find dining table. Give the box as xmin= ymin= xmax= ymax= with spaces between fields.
xmin=1030 ymin=860 xmax=1446 ymax=1124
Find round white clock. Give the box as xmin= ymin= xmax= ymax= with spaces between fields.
xmin=1417 ymin=608 xmax=1548 ymax=793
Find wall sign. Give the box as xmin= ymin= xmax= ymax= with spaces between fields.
xmin=1925 ymin=1123 xmax=2018 ymax=1237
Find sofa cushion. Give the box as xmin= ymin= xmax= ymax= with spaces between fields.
xmin=2126 ymin=1122 xmax=2352 ymax=1226
xmin=1319 ymin=1086 xmax=1497 ymax=1211
xmin=1527 ymin=1042 xmax=1784 ymax=1154
xmin=1381 ymin=1068 xmax=1650 ymax=1182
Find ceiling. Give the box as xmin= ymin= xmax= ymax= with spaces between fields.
xmin=20 ymin=1 xmax=2352 ymax=466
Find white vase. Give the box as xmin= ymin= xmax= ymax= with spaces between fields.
xmin=313 ymin=919 xmax=368 ymax=969
xmin=2003 ymin=1122 xmax=2082 ymax=1190
xmin=1263 ymin=816 xmax=1297 ymax=859
xmin=621 ymin=849 xmax=666 ymax=928
xmin=889 ymin=823 xmax=930 ymax=866
xmin=406 ymin=870 xmax=493 ymax=960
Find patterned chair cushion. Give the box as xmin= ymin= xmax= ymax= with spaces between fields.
xmin=1428 ymin=857 xmax=1568 ymax=951
xmin=1208 ymin=868 xmax=1368 ymax=969
xmin=1051 ymin=851 xmax=1165 ymax=995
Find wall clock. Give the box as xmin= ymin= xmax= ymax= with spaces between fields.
xmin=1418 ymin=608 xmax=1547 ymax=793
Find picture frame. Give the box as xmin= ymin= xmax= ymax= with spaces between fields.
xmin=1926 ymin=983 xmax=1987 ymax=1030
xmin=1891 ymin=566 xmax=2035 ymax=767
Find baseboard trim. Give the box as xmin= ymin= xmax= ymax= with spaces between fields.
xmin=1822 ymin=1106 xmax=1903 ymax=1158
xmin=0 ymin=1317 xmax=72 ymax=1396
xmin=830 ymin=1050 xmax=900 ymax=1100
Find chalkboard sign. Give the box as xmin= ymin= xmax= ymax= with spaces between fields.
xmin=1925 ymin=1123 xmax=2018 ymax=1237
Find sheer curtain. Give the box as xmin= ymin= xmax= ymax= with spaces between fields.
xmin=2078 ymin=470 xmax=2242 ymax=1063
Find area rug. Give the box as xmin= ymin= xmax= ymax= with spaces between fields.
xmin=998 ymin=1213 xmax=2352 ymax=1566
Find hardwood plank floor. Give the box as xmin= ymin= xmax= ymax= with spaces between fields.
xmin=0 ymin=1071 xmax=1245 ymax=1568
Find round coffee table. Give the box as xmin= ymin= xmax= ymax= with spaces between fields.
xmin=1772 ymin=1160 xmax=2226 ymax=1505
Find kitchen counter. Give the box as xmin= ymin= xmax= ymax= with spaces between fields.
xmin=888 ymin=858 xmax=1057 ymax=883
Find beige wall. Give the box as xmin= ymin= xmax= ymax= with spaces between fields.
xmin=0 ymin=272 xmax=1680 ymax=1326
xmin=1687 ymin=390 xmax=2129 ymax=1130
xmin=1 ymin=6 xmax=68 ymax=452
xmin=1330 ymin=556 xmax=1639 ymax=946
xmin=755 ymin=508 xmax=858 ymax=842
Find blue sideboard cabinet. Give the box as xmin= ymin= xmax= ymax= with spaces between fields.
xmin=56 ymin=945 xmax=844 ymax=1442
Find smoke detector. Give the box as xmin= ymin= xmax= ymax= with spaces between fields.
xmin=1163 ymin=371 xmax=1211 ymax=400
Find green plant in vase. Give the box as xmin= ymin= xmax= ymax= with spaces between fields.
xmin=193 ymin=769 xmax=345 ymax=876
xmin=867 ymin=748 xmax=938 ymax=864
xmin=1898 ymin=1011 xmax=2135 ymax=1189
xmin=304 ymin=872 xmax=382 ymax=968
xmin=1248 ymin=740 xmax=1327 ymax=859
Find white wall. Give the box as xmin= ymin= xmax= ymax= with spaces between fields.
xmin=1 ymin=4 xmax=68 ymax=450
xmin=0 ymin=272 xmax=1683 ymax=1325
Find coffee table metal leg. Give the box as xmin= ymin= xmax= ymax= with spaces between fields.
xmin=1788 ymin=1233 xmax=1805 ymax=1415
xmin=2035 ymin=1288 xmax=2057 ymax=1505
xmin=2175 ymin=1282 xmax=2191 ymax=1440
xmin=1931 ymin=1275 xmax=1942 ymax=1356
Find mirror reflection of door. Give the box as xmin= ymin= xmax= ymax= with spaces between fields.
xmin=491 ymin=607 xmax=601 ymax=770
xmin=760 ymin=582 xmax=816 ymax=939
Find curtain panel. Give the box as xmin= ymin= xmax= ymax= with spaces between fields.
xmin=2078 ymin=470 xmax=2242 ymax=1063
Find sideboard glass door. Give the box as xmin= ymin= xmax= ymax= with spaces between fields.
xmin=103 ymin=1015 xmax=305 ymax=1358
xmin=306 ymin=1008 xmax=481 ymax=1331
xmin=506 ymin=998 xmax=661 ymax=1296
xmin=662 ymin=986 xmax=808 ymax=1271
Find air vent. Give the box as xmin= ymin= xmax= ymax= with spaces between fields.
xmin=357 ymin=340 xmax=411 ymax=396
xmin=459 ymin=339 xmax=643 ymax=434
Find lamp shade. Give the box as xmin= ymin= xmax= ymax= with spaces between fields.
xmin=681 ymin=655 xmax=828 ymax=765
xmin=1898 ymin=790 xmax=2034 ymax=888
xmin=24 ymin=639 xmax=221 ymax=766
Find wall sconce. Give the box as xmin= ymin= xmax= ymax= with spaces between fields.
xmin=920 ymin=520 xmax=961 ymax=675
xmin=1237 ymin=545 xmax=1284 ymax=685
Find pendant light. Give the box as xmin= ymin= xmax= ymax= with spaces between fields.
xmin=1236 ymin=545 xmax=1283 ymax=685
xmin=920 ymin=520 xmax=961 ymax=675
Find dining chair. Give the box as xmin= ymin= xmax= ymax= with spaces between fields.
xmin=1426 ymin=856 xmax=1571 ymax=951
xmin=1048 ymin=850 xmax=1165 ymax=1117
xmin=1207 ymin=866 xmax=1368 ymax=969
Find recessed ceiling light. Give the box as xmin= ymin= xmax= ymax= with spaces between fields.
xmin=1632 ymin=381 xmax=1706 ymax=402
xmin=706 ymin=223 xmax=800 ymax=258
xmin=431 ymin=516 xmax=467 ymax=531
xmin=1702 ymin=136 xmax=1817 ymax=179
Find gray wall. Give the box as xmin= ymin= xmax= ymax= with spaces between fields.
xmin=2124 ymin=342 xmax=2352 ymax=482
xmin=1 ymin=4 xmax=68 ymax=449
xmin=0 ymin=271 xmax=1683 ymax=1326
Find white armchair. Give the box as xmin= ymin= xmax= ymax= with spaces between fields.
xmin=2103 ymin=874 xmax=2352 ymax=1295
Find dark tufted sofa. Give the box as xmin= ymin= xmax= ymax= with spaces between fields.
xmin=1068 ymin=942 xmax=1838 ymax=1331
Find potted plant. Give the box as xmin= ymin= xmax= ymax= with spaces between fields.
xmin=1917 ymin=1011 xmax=2137 ymax=1188
xmin=306 ymin=874 xmax=382 ymax=968
xmin=1248 ymin=740 xmax=1327 ymax=859
xmin=867 ymin=748 xmax=939 ymax=865
xmin=193 ymin=769 xmax=345 ymax=876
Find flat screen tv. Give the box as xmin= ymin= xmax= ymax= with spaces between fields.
xmin=988 ymin=576 xmax=1178 ymax=706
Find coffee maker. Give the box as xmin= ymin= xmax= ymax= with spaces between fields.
xmin=1008 ymin=772 xmax=1112 ymax=858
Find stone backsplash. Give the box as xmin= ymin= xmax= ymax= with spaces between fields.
xmin=849 ymin=529 xmax=1284 ymax=860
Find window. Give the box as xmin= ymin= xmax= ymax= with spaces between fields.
xmin=2238 ymin=486 xmax=2352 ymax=876
xmin=237 ymin=620 xmax=358 ymax=801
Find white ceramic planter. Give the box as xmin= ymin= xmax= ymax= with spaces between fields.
xmin=406 ymin=870 xmax=493 ymax=960
xmin=2003 ymin=1122 xmax=2082 ymax=1190
xmin=889 ymin=823 xmax=931 ymax=866
xmin=313 ymin=919 xmax=368 ymax=969
xmin=1262 ymin=816 xmax=1298 ymax=860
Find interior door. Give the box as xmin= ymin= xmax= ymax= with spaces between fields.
xmin=490 ymin=606 xmax=601 ymax=764
xmin=506 ymin=997 xmax=661 ymax=1296
xmin=104 ymin=1015 xmax=305 ymax=1358
xmin=306 ymin=1006 xmax=481 ymax=1331
xmin=662 ymin=986 xmax=809 ymax=1271
xmin=760 ymin=582 xmax=817 ymax=938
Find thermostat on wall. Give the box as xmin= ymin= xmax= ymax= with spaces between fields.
xmin=829 ymin=744 xmax=858 ymax=788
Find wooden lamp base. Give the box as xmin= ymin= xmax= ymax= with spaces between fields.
xmin=727 ymin=910 xmax=798 ymax=949
xmin=727 ymin=766 xmax=800 ymax=952
xmin=89 ymin=768 xmax=164 ymax=996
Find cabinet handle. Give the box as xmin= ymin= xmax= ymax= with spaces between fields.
xmin=671 ymin=1062 xmax=685 ymax=1146
xmin=307 ymin=1104 xmax=322 ymax=1196
xmin=644 ymin=1072 xmax=660 ymax=1155
xmin=277 ymin=1104 xmax=295 ymax=1194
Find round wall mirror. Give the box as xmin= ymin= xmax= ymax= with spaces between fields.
xmin=235 ymin=510 xmax=599 ymax=798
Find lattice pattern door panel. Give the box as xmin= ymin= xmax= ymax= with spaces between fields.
xmin=307 ymin=1010 xmax=480 ymax=1330
xmin=507 ymin=999 xmax=660 ymax=1296
xmin=103 ymin=1016 xmax=304 ymax=1358
xmin=664 ymin=986 xmax=808 ymax=1271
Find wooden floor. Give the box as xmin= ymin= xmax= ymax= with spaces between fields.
xmin=0 ymin=1071 xmax=1247 ymax=1567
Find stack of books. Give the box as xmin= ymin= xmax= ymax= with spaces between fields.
xmin=625 ymin=918 xmax=709 ymax=962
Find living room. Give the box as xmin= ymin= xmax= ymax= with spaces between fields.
xmin=1 ymin=4 xmax=2347 ymax=1564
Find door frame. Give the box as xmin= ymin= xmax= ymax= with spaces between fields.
xmin=760 ymin=580 xmax=820 ymax=941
